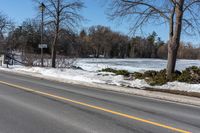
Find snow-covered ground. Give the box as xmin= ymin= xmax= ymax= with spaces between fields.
xmin=75 ymin=58 xmax=200 ymax=72
xmin=0 ymin=58 xmax=200 ymax=93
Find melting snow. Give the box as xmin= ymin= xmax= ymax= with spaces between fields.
xmin=0 ymin=58 xmax=199 ymax=93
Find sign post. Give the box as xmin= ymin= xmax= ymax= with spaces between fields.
xmin=39 ymin=3 xmax=46 ymax=67
xmin=38 ymin=44 xmax=48 ymax=67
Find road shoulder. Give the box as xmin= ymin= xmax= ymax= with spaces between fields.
xmin=0 ymin=69 xmax=200 ymax=107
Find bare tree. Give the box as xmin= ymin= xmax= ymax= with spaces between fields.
xmin=0 ymin=12 xmax=14 ymax=53
xmin=0 ymin=12 xmax=13 ymax=36
xmin=108 ymin=0 xmax=200 ymax=78
xmin=36 ymin=0 xmax=84 ymax=68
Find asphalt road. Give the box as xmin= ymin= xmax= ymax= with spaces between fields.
xmin=0 ymin=71 xmax=199 ymax=133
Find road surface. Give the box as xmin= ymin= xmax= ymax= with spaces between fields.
xmin=0 ymin=71 xmax=199 ymax=133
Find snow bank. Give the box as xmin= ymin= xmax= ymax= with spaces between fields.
xmin=0 ymin=59 xmax=199 ymax=93
xmin=155 ymin=82 xmax=200 ymax=93
xmin=0 ymin=66 xmax=149 ymax=88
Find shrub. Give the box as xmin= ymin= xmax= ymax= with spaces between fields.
xmin=132 ymin=72 xmax=143 ymax=79
xmin=100 ymin=68 xmax=130 ymax=76
xmin=101 ymin=68 xmax=117 ymax=73
xmin=143 ymin=70 xmax=157 ymax=77
xmin=101 ymin=66 xmax=200 ymax=86
xmin=145 ymin=69 xmax=168 ymax=85
xmin=133 ymin=69 xmax=182 ymax=86
xmin=115 ymin=70 xmax=130 ymax=76
xmin=177 ymin=66 xmax=200 ymax=83
xmin=146 ymin=75 xmax=167 ymax=86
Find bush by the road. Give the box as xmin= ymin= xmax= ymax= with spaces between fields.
xmin=100 ymin=66 xmax=200 ymax=86
xmin=100 ymin=68 xmax=130 ymax=76
xmin=177 ymin=66 xmax=200 ymax=84
xmin=133 ymin=66 xmax=200 ymax=86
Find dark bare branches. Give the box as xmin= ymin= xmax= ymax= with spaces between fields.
xmin=108 ymin=0 xmax=171 ymax=34
xmin=108 ymin=0 xmax=200 ymax=36
xmin=107 ymin=0 xmax=200 ymax=78
xmin=34 ymin=0 xmax=84 ymax=67
xmin=0 ymin=12 xmax=14 ymax=36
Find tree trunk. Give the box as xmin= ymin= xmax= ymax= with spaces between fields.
xmin=167 ymin=41 xmax=178 ymax=78
xmin=167 ymin=0 xmax=184 ymax=79
xmin=51 ymin=0 xmax=60 ymax=68
xmin=51 ymin=34 xmax=57 ymax=68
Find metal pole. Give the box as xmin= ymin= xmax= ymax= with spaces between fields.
xmin=41 ymin=8 xmax=44 ymax=67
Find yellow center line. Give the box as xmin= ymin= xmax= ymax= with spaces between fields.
xmin=0 ymin=80 xmax=191 ymax=133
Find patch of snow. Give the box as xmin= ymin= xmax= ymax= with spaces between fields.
xmin=155 ymin=82 xmax=200 ymax=93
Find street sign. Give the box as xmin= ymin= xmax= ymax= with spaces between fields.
xmin=38 ymin=44 xmax=48 ymax=49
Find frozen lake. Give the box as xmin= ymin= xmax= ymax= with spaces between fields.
xmin=76 ymin=58 xmax=200 ymax=72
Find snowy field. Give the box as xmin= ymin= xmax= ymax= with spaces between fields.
xmin=0 ymin=58 xmax=200 ymax=93
xmin=75 ymin=58 xmax=200 ymax=72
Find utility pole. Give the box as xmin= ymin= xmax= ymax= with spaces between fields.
xmin=39 ymin=3 xmax=46 ymax=67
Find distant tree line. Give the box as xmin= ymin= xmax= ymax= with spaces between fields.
xmin=2 ymin=19 xmax=199 ymax=60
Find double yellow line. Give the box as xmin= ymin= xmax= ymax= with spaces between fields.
xmin=0 ymin=80 xmax=191 ymax=133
